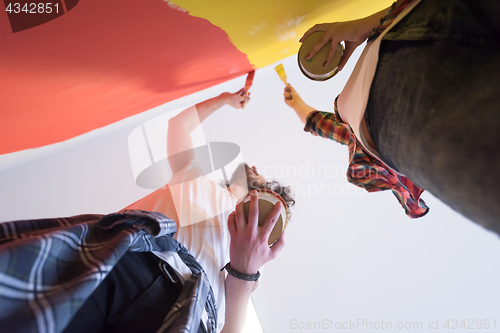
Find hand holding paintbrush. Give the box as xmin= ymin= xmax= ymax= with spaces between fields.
xmin=239 ymin=70 xmax=255 ymax=108
xmin=275 ymin=64 xmax=294 ymax=101
xmin=275 ymin=64 xmax=316 ymax=124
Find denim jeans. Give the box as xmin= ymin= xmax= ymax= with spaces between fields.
xmin=366 ymin=0 xmax=500 ymax=234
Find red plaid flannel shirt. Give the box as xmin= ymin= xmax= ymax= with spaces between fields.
xmin=304 ymin=97 xmax=429 ymax=218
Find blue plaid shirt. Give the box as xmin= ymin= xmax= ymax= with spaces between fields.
xmin=0 ymin=210 xmax=216 ymax=333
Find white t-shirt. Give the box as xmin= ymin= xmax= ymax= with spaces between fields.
xmin=124 ymin=160 xmax=235 ymax=331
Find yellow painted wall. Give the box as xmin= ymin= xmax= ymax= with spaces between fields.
xmin=169 ymin=0 xmax=394 ymax=68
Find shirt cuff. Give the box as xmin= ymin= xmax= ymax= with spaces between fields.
xmin=303 ymin=110 xmax=321 ymax=133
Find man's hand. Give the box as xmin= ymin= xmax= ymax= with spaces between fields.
xmin=227 ymin=190 xmax=285 ymax=275
xmin=221 ymin=190 xmax=285 ymax=333
xmin=221 ymin=89 xmax=250 ymax=109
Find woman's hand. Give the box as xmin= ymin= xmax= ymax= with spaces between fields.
xmin=221 ymin=89 xmax=250 ymax=109
xmin=283 ymin=84 xmax=316 ymax=125
xmin=299 ymin=7 xmax=390 ymax=70
xmin=283 ymin=84 xmax=306 ymax=109
xmin=227 ymin=190 xmax=285 ymax=275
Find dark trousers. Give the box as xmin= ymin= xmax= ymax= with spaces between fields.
xmin=63 ymin=252 xmax=182 ymax=333
xmin=366 ymin=0 xmax=500 ymax=233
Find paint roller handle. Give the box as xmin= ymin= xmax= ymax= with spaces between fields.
xmin=299 ymin=7 xmax=390 ymax=70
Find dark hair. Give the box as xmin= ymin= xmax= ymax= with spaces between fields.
xmin=248 ymin=179 xmax=296 ymax=218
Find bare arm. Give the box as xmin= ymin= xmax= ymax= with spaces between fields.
xmin=221 ymin=191 xmax=285 ymax=332
xmin=167 ymin=91 xmax=249 ymax=173
xmin=220 ymin=276 xmax=255 ymax=333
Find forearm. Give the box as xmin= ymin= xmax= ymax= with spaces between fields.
xmin=170 ymin=94 xmax=228 ymax=133
xmin=290 ymin=101 xmax=316 ymax=126
xmin=196 ymin=94 xmax=229 ymax=124
xmin=356 ymin=6 xmax=391 ymax=39
xmin=220 ymin=275 xmax=256 ymax=333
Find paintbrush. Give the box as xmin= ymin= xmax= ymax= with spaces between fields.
xmin=274 ymin=64 xmax=287 ymax=85
xmin=240 ymin=70 xmax=255 ymax=108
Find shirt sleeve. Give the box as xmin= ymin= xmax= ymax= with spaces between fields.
xmin=303 ymin=110 xmax=351 ymax=146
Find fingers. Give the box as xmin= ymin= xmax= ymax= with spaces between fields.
xmin=305 ymin=34 xmax=331 ymax=60
xmin=227 ymin=211 xmax=236 ymax=235
xmin=262 ymin=201 xmax=283 ymax=236
xmin=283 ymin=88 xmax=292 ymax=101
xmin=270 ymin=230 xmax=286 ymax=259
xmin=247 ymin=190 xmax=259 ymax=229
xmin=324 ymin=39 xmax=341 ymax=67
xmin=283 ymin=84 xmax=297 ymax=102
xmin=236 ymin=95 xmax=250 ymax=109
xmin=339 ymin=43 xmax=356 ymax=71
xmin=284 ymin=84 xmax=295 ymax=94
xmin=234 ymin=198 xmax=247 ymax=230
xmin=299 ymin=24 xmax=326 ymax=43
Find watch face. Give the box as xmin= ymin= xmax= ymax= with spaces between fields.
xmin=243 ymin=189 xmax=289 ymax=246
xmin=298 ymin=31 xmax=343 ymax=81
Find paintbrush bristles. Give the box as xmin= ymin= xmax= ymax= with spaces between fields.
xmin=274 ymin=64 xmax=287 ymax=85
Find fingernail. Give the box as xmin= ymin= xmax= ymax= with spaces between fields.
xmin=323 ymin=61 xmax=328 ymax=66
xmin=251 ymin=190 xmax=258 ymax=196
xmin=277 ymin=202 xmax=282 ymax=207
xmin=305 ymin=53 xmax=310 ymax=59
